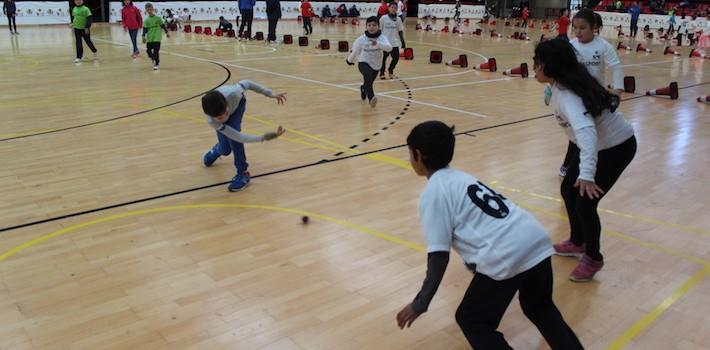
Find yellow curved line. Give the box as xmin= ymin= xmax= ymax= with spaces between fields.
xmin=0 ymin=204 xmax=424 ymax=262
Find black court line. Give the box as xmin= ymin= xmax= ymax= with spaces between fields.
xmin=1 ymin=81 xmax=708 ymax=234
xmin=0 ymin=62 xmax=231 ymax=142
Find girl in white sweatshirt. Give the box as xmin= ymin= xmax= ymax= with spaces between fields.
xmin=346 ymin=16 xmax=392 ymax=107
xmin=533 ymin=39 xmax=636 ymax=282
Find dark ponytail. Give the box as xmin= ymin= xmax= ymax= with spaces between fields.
xmin=534 ymin=39 xmax=619 ymax=118
xmin=573 ymin=8 xmax=597 ymax=28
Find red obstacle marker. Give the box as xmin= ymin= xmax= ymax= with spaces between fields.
xmin=474 ymin=58 xmax=497 ymax=72
xmin=214 ymin=29 xmax=223 ymax=36
xmin=401 ymin=47 xmax=414 ymax=60
xmin=416 ymin=24 xmax=422 ymax=30
xmin=184 ymin=24 xmax=192 ymax=33
xmin=254 ymin=31 xmax=264 ymax=40
xmin=623 ymin=76 xmax=636 ymax=93
xmin=298 ymin=36 xmax=308 ymax=46
xmin=227 ymin=29 xmax=235 ymax=38
xmin=689 ymin=48 xmax=709 ymax=58
xmin=646 ymin=82 xmax=679 ymax=100
xmin=316 ymin=39 xmax=330 ymax=50
xmin=473 ymin=28 xmax=482 ymax=35
xmin=283 ymin=34 xmax=293 ymax=44
xmin=203 ymin=27 xmax=212 ymax=35
xmin=503 ymin=63 xmax=529 ymax=78
xmin=446 ymin=54 xmax=468 ymax=68
xmin=429 ymin=50 xmax=443 ymax=63
xmin=697 ymin=95 xmax=710 ymax=104
xmin=664 ymin=46 xmax=680 ymax=56
xmin=338 ymin=41 xmax=348 ymax=52
xmin=636 ymin=43 xmax=651 ymax=53
xmin=425 ymin=24 xmax=432 ymax=31
xmin=617 ymin=42 xmax=632 ymax=51
xmin=510 ymin=32 xmax=519 ymax=39
xmin=194 ymin=26 xmax=203 ymax=34
xmin=441 ymin=26 xmax=450 ymax=32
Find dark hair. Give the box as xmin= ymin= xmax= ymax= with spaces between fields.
xmin=594 ymin=12 xmax=603 ymax=28
xmin=145 ymin=2 xmax=153 ymax=9
xmin=534 ymin=39 xmax=619 ymax=118
xmin=202 ymin=91 xmax=228 ymax=117
xmin=560 ymin=8 xmax=569 ymax=15
xmin=573 ymin=8 xmax=596 ymax=28
xmin=366 ymin=16 xmax=378 ymax=24
xmin=407 ymin=121 xmax=456 ymax=171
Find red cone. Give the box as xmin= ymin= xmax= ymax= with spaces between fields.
xmin=446 ymin=54 xmax=469 ymax=68
xmin=645 ymin=82 xmax=679 ymax=100
xmin=636 ymin=43 xmax=652 ymax=53
xmin=503 ymin=63 xmax=529 ymax=78
xmin=474 ymin=58 xmax=497 ymax=72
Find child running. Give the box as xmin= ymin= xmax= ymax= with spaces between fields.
xmin=143 ymin=3 xmax=169 ymax=70
xmin=396 ymin=120 xmax=583 ymax=349
xmin=70 ymin=0 xmax=98 ymax=63
xmin=121 ymin=0 xmax=142 ymax=58
xmin=379 ymin=2 xmax=406 ymax=80
xmin=346 ymin=16 xmax=392 ymax=107
xmin=201 ymin=80 xmax=287 ymax=192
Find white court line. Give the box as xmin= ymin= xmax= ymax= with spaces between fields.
xmin=342 ymin=70 xmax=478 ymax=86
xmin=621 ymin=58 xmax=687 ymax=68
xmin=379 ymin=77 xmax=512 ymax=94
xmin=223 ymin=52 xmax=347 ymax=62
xmin=94 ymin=37 xmax=493 ymax=119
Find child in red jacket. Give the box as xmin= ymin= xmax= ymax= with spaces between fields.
xmin=300 ymin=0 xmax=314 ymax=35
xmin=121 ymin=0 xmax=143 ymax=58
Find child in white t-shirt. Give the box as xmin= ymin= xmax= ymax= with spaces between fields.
xmin=396 ymin=121 xmax=582 ymax=349
xmin=533 ymin=39 xmax=636 ymax=282
xmin=346 ymin=16 xmax=392 ymax=107
xmin=379 ymin=2 xmax=405 ymax=80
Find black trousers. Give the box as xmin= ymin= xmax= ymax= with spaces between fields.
xmin=146 ymin=41 xmax=161 ymax=65
xmin=238 ymin=9 xmax=253 ymax=38
xmin=358 ymin=62 xmax=378 ymax=101
xmin=74 ymin=28 xmax=97 ymax=59
xmin=456 ymin=258 xmax=583 ymax=349
xmin=630 ymin=18 xmax=639 ymax=37
xmin=267 ymin=18 xmax=278 ymax=41
xmin=303 ymin=16 xmax=312 ymax=34
xmin=380 ymin=47 xmax=400 ymax=76
xmin=561 ymin=136 xmax=637 ymax=261
xmin=7 ymin=15 xmax=16 ymax=32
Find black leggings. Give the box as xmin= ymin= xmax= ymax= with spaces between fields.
xmin=7 ymin=15 xmax=16 ymax=32
xmin=561 ymin=136 xmax=637 ymax=261
xmin=267 ymin=18 xmax=278 ymax=41
xmin=456 ymin=258 xmax=583 ymax=349
xmin=358 ymin=62 xmax=378 ymax=101
xmin=380 ymin=47 xmax=400 ymax=76
xmin=303 ymin=16 xmax=312 ymax=34
xmin=74 ymin=28 xmax=97 ymax=59
xmin=238 ymin=9 xmax=253 ymax=38
xmin=147 ymin=41 xmax=161 ymax=65
xmin=630 ymin=18 xmax=639 ymax=37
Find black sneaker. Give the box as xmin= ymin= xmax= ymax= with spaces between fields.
xmin=360 ymin=85 xmax=366 ymax=100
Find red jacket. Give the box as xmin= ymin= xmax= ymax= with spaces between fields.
xmin=522 ymin=8 xmax=529 ymax=19
xmin=377 ymin=3 xmax=388 ymax=16
xmin=121 ymin=5 xmax=143 ymax=30
xmin=301 ymin=2 xmax=314 ymax=17
xmin=557 ymin=15 xmax=569 ymax=35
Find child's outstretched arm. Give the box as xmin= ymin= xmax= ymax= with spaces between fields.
xmin=211 ymin=121 xmax=285 ymax=143
xmin=397 ymin=251 xmax=449 ymax=329
xmin=238 ymin=80 xmax=287 ymax=103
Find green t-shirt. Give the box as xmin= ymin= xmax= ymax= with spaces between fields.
xmin=143 ymin=15 xmax=165 ymax=43
xmin=72 ymin=5 xmax=92 ymax=29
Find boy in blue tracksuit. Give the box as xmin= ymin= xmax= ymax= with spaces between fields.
xmin=237 ymin=0 xmax=256 ymax=39
xmin=201 ymin=80 xmax=287 ymax=192
xmin=628 ymin=2 xmax=641 ymax=38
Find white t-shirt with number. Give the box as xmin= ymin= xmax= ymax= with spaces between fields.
xmin=380 ymin=15 xmax=404 ymax=48
xmin=418 ymin=168 xmax=554 ymax=281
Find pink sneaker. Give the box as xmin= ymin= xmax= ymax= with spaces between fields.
xmin=569 ymin=255 xmax=604 ymax=282
xmin=553 ymin=240 xmax=586 ymax=257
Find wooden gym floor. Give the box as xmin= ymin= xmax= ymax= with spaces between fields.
xmin=0 ymin=18 xmax=709 ymax=350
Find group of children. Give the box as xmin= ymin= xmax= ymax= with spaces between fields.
xmin=118 ymin=0 xmax=168 ymax=69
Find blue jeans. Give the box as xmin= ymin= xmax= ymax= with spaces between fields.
xmin=128 ymin=29 xmax=139 ymax=54
xmin=212 ymin=98 xmax=248 ymax=174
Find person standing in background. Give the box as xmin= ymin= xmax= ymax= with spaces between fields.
xmin=266 ymin=0 xmax=281 ymax=43
xmin=628 ymin=1 xmax=641 ymax=38
xmin=3 ymin=0 xmax=17 ymax=34
xmin=237 ymin=0 xmax=255 ymax=40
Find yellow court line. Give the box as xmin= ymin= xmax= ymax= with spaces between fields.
xmin=513 ymin=200 xmax=710 ymax=267
xmin=0 ymin=204 xmax=424 ymax=263
xmin=492 ymin=183 xmax=710 ymax=237
xmin=605 ymin=266 xmax=710 ymax=350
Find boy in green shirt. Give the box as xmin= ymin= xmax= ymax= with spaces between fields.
xmin=142 ymin=3 xmax=169 ymax=70
xmin=70 ymin=0 xmax=98 ymax=63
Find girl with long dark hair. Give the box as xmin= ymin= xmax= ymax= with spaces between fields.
xmin=533 ymin=39 xmax=637 ymax=282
